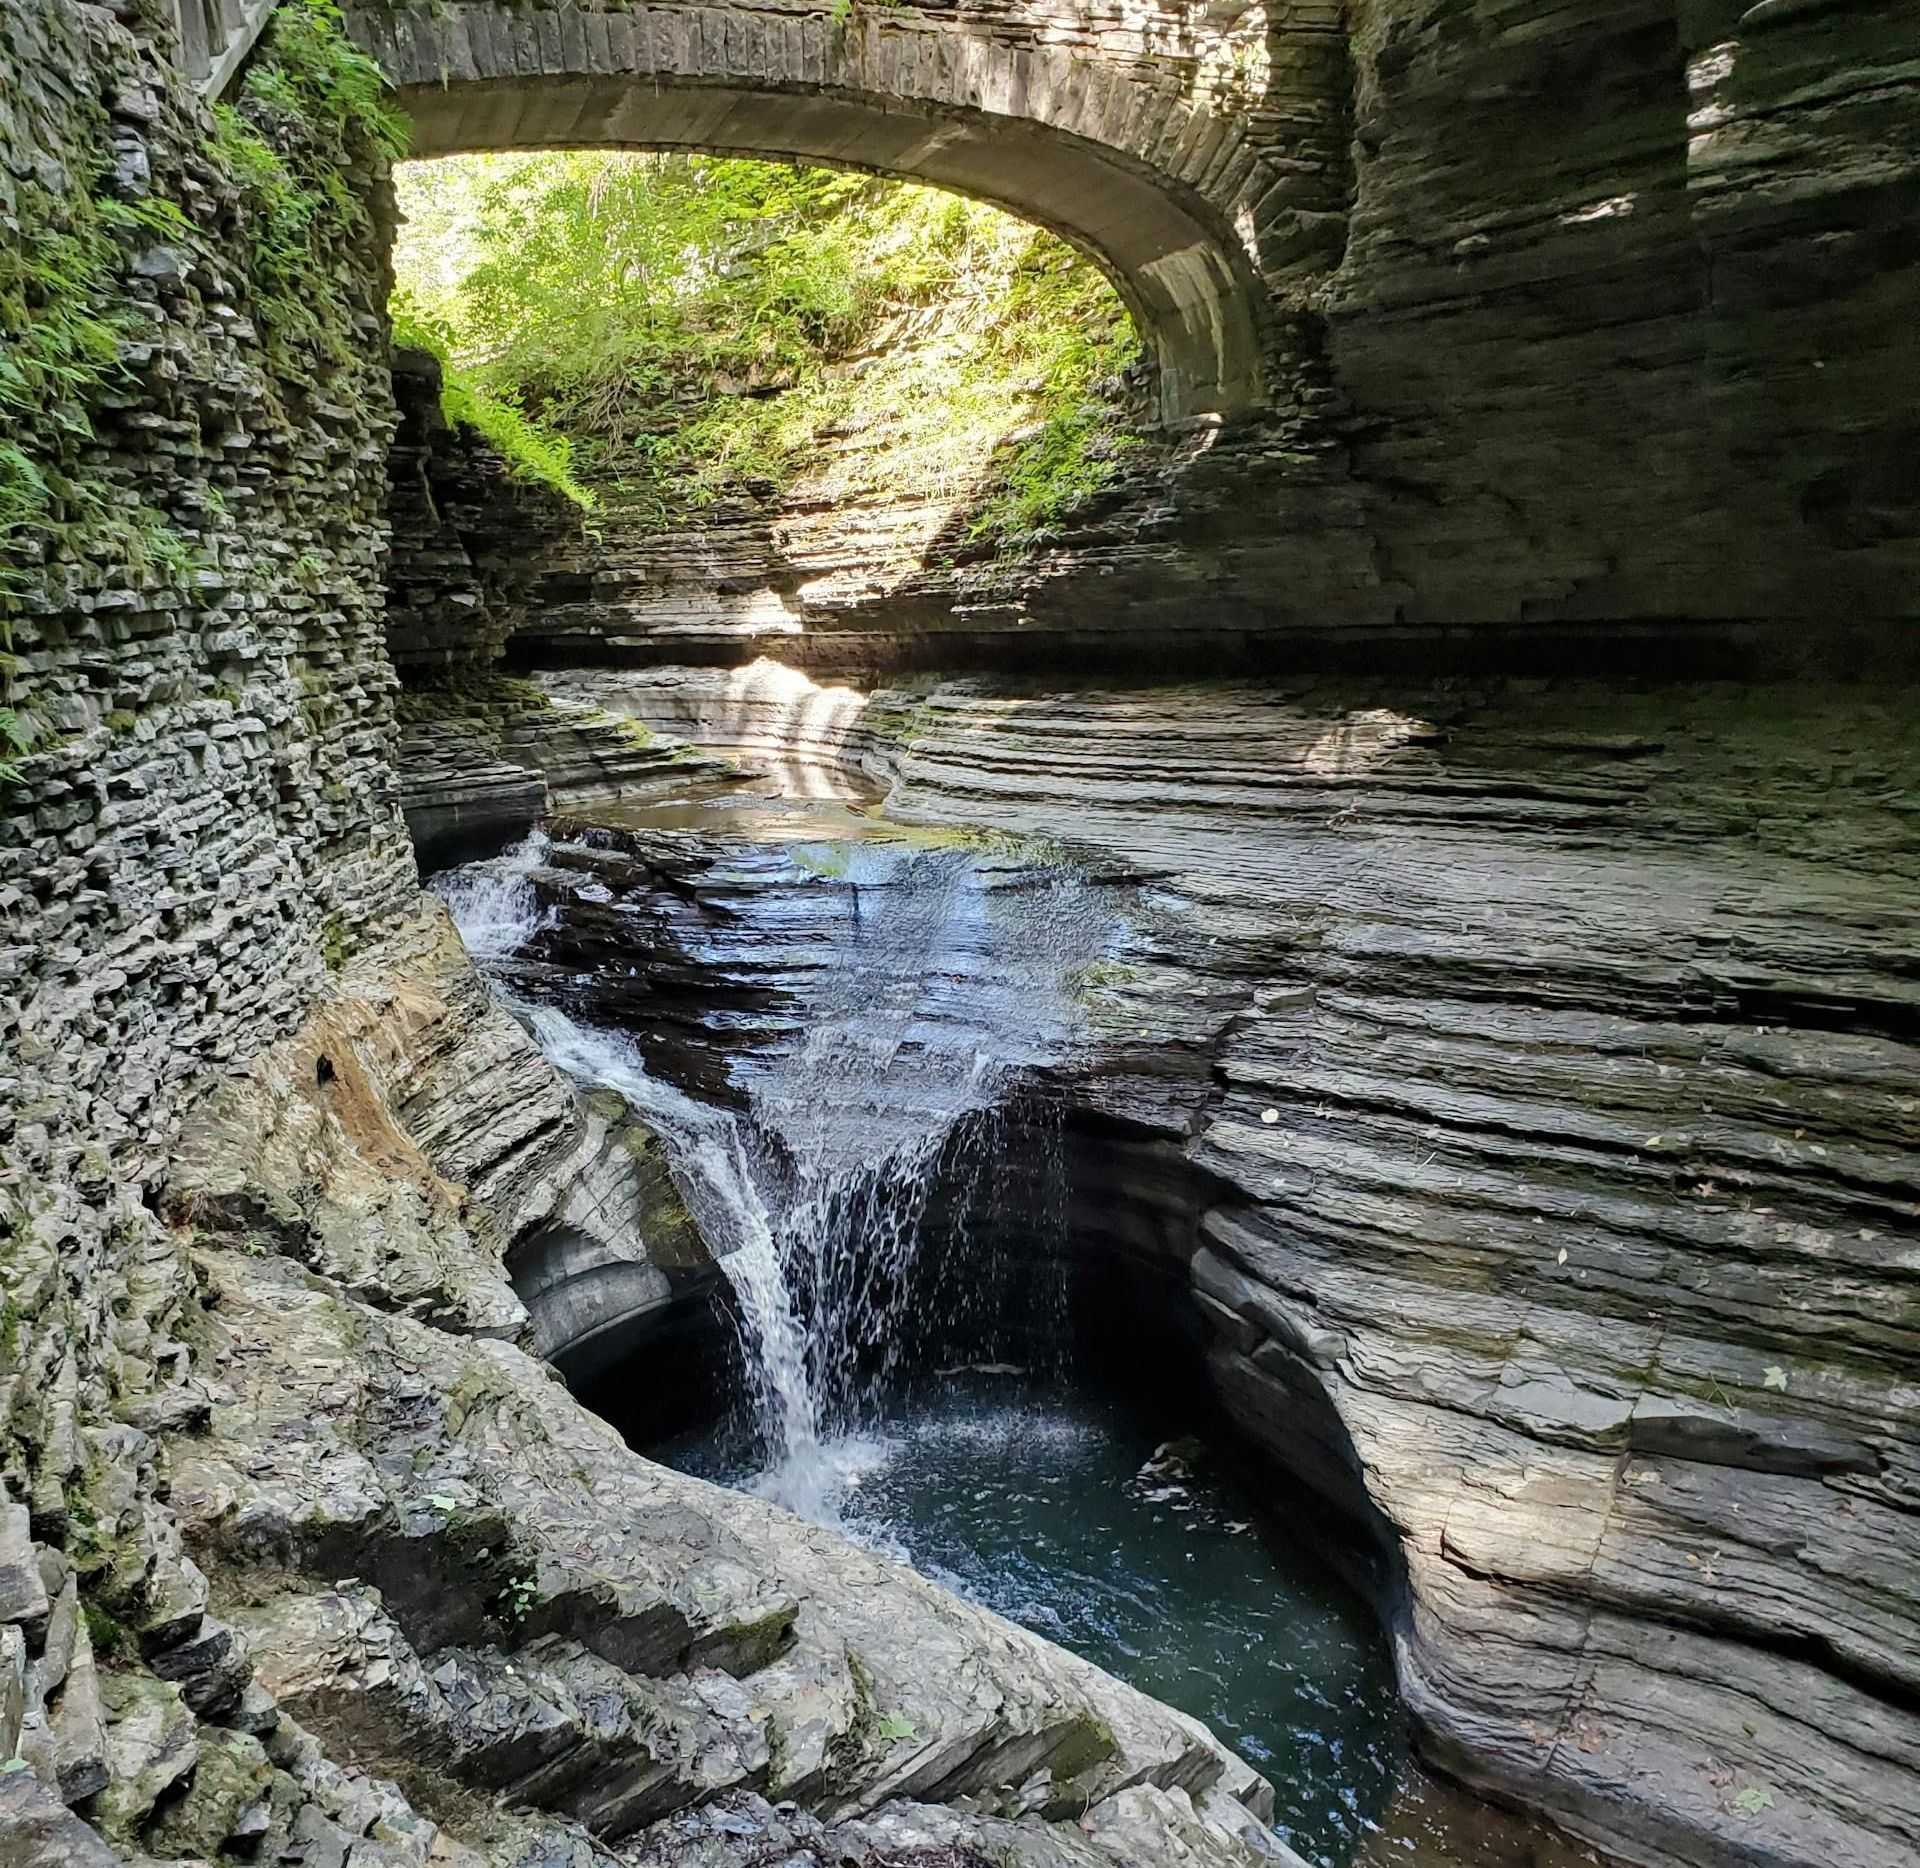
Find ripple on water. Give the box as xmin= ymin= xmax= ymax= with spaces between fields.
xmin=658 ymin=1371 xmax=1407 ymax=1868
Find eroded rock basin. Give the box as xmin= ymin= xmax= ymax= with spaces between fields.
xmin=415 ymin=661 xmax=1920 ymax=1868
xmin=657 ymin=1370 xmax=1402 ymax=1868
xmin=654 ymin=1373 xmax=1612 ymax=1868
xmin=434 ymin=774 xmax=1615 ymax=1868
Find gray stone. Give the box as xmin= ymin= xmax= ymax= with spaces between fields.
xmin=48 ymin=1599 xmax=108 ymax=1802
xmin=0 ymin=1507 xmax=49 ymax=1648
xmin=581 ymin=664 xmax=1920 ymax=1868
xmin=147 ymin=1614 xmax=252 ymax=1718
xmin=0 ymin=1624 xmax=25 ymax=1763
xmin=93 ymin=1671 xmax=198 ymax=1843
xmin=0 ymin=1768 xmax=123 ymax=1868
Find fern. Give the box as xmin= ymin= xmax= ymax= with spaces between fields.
xmin=391 ymin=306 xmax=594 ymax=510
xmin=0 ymin=703 xmax=35 ymax=787
xmin=212 ymin=1 xmax=411 ymax=369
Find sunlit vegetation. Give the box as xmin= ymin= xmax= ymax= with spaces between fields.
xmin=391 ymin=303 xmax=598 ymax=512
xmin=211 ymin=0 xmax=407 ymax=370
xmin=3 ymin=0 xmax=397 ymax=781
xmin=391 ymin=152 xmax=1145 ymax=550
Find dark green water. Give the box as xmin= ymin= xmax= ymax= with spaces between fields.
xmin=658 ymin=1369 xmax=1406 ymax=1868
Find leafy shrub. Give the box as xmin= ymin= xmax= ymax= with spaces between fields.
xmin=391 ymin=306 xmax=594 ymax=510
xmin=391 ymin=152 xmax=1145 ymax=549
xmin=212 ymin=0 xmax=408 ymax=369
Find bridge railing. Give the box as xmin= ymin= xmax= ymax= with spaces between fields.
xmin=170 ymin=0 xmax=281 ymax=101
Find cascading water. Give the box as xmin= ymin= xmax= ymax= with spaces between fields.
xmin=731 ymin=837 xmax=1105 ymax=1452
xmin=509 ymin=1000 xmax=835 ymax=1518
xmin=434 ymin=805 xmax=1578 ymax=1868
xmin=434 ymin=825 xmax=553 ymax=960
xmin=433 ymin=825 xmax=1111 ymax=1523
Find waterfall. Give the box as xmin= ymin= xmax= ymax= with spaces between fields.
xmin=509 ymin=999 xmax=835 ymax=1522
xmin=433 ymin=828 xmax=1108 ymax=1524
xmin=430 ymin=826 xmax=552 ymax=959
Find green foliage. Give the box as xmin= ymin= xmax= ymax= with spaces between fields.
xmin=212 ymin=0 xmax=408 ymax=369
xmin=1 ymin=0 xmax=403 ymax=787
xmin=81 ymin=1600 xmax=129 ymax=1659
xmin=498 ymin=1571 xmax=540 ymax=1625
xmin=0 ymin=109 xmax=199 ymax=771
xmin=392 ymin=305 xmax=594 ymax=510
xmin=391 ymin=151 xmax=1144 ymax=551
xmin=0 ymin=166 xmax=141 ymax=613
xmin=0 ymin=705 xmax=37 ymax=786
xmin=443 ymin=373 xmax=597 ymax=512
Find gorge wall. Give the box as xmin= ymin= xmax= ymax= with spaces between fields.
xmin=551 ymin=660 xmax=1920 ymax=1868
xmin=0 ymin=7 xmax=1297 ymax=1867
xmin=5 ymin=3 xmax=1919 ymax=1868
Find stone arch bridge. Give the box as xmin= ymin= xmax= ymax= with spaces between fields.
xmin=344 ymin=0 xmax=1355 ymax=424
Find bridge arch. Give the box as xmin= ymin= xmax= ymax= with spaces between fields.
xmin=347 ymin=1 xmax=1271 ymax=424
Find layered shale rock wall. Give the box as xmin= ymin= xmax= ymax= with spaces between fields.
xmin=584 ymin=661 xmax=1920 ymax=1868
xmin=0 ymin=9 xmax=1296 ymax=1867
xmin=0 ymin=0 xmax=418 ymax=1851
xmin=384 ymin=345 xmax=581 ymax=686
xmin=386 ymin=0 xmax=1919 ymax=673
xmin=6 ymin=2 xmax=1918 ymax=1865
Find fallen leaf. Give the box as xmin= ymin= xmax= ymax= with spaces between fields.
xmin=1763 ymin=1367 xmax=1788 ymax=1392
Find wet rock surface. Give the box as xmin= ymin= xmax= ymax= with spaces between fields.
xmin=3 ymin=4 xmax=1917 ymax=1867
xmin=576 ymin=663 xmax=1920 ymax=1868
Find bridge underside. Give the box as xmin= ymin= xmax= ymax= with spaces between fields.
xmin=356 ymin=0 xmax=1274 ymax=427
xmin=400 ymin=77 xmax=1264 ymax=425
